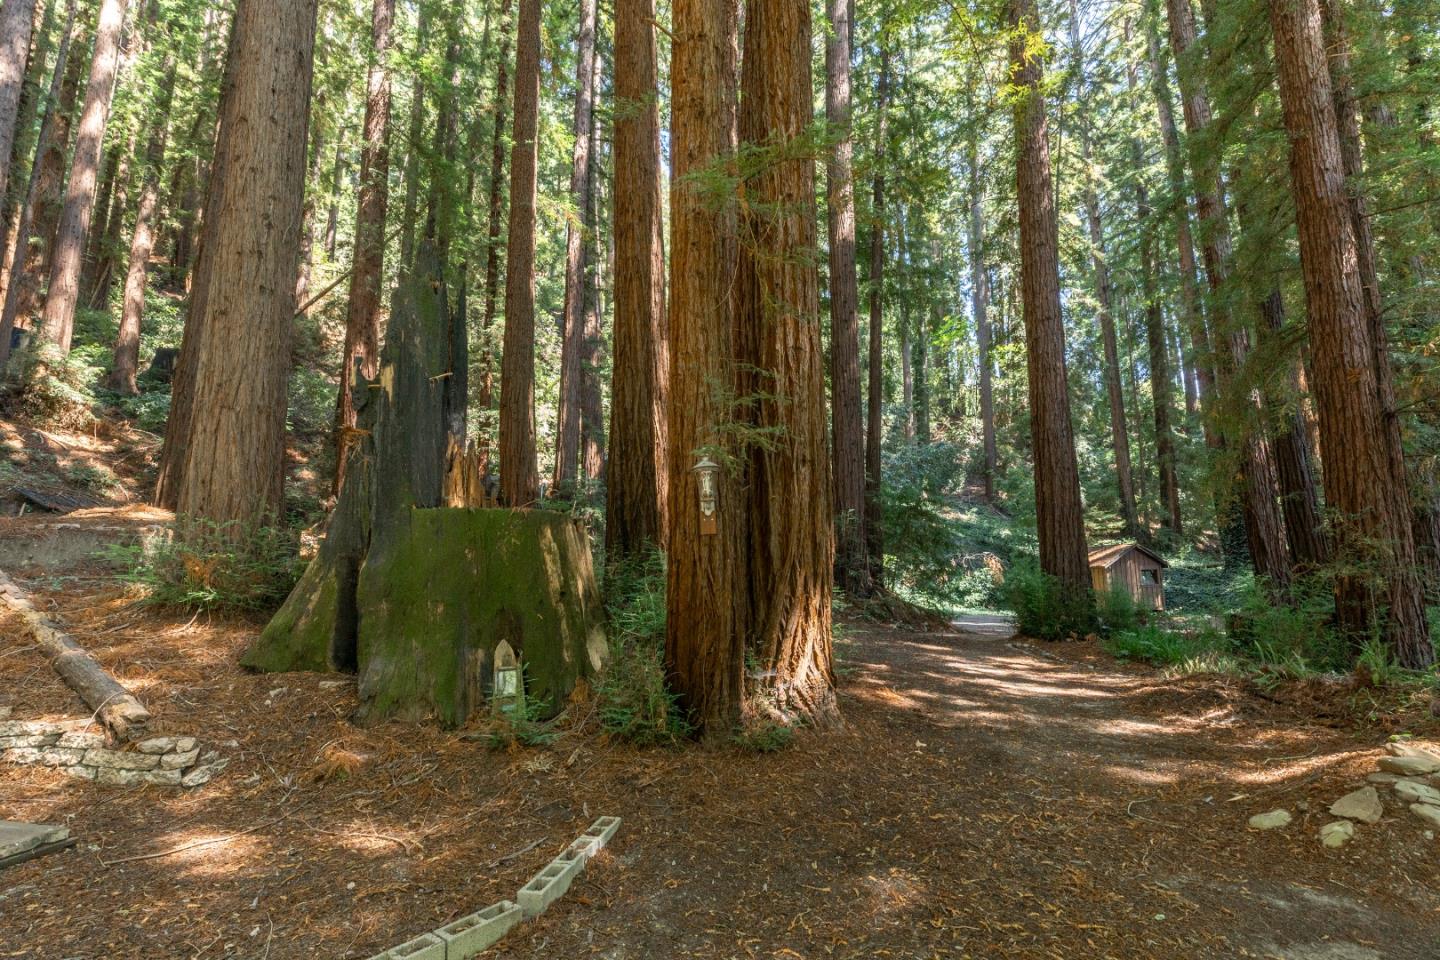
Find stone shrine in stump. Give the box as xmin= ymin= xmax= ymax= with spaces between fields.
xmin=243 ymin=248 xmax=606 ymax=725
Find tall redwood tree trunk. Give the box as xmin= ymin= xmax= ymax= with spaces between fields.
xmin=969 ymin=133 xmax=996 ymax=502
xmin=0 ymin=0 xmax=79 ymax=368
xmin=477 ymin=0 xmax=512 ymax=479
xmin=664 ymin=0 xmax=745 ymax=736
xmin=551 ymin=0 xmax=598 ymax=495
xmin=1268 ymin=0 xmax=1432 ymax=667
xmin=863 ymin=49 xmax=889 ymax=584
xmin=1009 ymin=0 xmax=1089 ymax=594
xmin=1069 ymin=2 xmax=1138 ymax=539
xmin=498 ymin=0 xmax=542 ymax=507
xmin=108 ymin=51 xmax=177 ymax=394
xmin=0 ymin=0 xmax=38 ymax=207
xmin=737 ymin=0 xmax=837 ymax=726
xmin=605 ymin=0 xmax=669 ymax=557
xmin=334 ymin=0 xmax=396 ymax=494
xmin=156 ymin=0 xmax=320 ymax=528
xmin=38 ymin=0 xmax=128 ymax=354
xmin=825 ymin=0 xmax=869 ymax=597
xmin=1125 ymin=19 xmax=1181 ymax=535
xmin=1166 ymin=0 xmax=1292 ymax=592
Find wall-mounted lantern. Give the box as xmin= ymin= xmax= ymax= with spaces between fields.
xmin=492 ymin=639 xmax=524 ymax=715
xmin=694 ymin=457 xmax=719 ymax=536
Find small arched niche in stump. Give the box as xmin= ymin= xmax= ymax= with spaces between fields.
xmin=242 ymin=247 xmax=606 ymax=726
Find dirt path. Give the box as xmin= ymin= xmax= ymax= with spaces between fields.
xmin=495 ymin=622 xmax=1440 ymax=960
xmin=2 ymin=597 xmax=1437 ymax=959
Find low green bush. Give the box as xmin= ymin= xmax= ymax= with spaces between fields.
xmin=595 ymin=549 xmax=692 ymax=745
xmin=103 ymin=520 xmax=302 ymax=611
xmin=479 ymin=689 xmax=560 ymax=749
xmin=732 ymin=721 xmax=794 ymax=753
xmin=1000 ymin=560 xmax=1097 ymax=640
xmin=5 ymin=342 xmax=102 ymax=430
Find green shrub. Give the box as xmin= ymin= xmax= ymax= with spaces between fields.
xmin=479 ymin=689 xmax=560 ymax=749
xmin=732 ymin=720 xmax=794 ymax=753
xmin=5 ymin=342 xmax=101 ymax=430
xmin=103 ymin=520 xmax=302 ymax=611
xmin=1094 ymin=584 xmax=1143 ymax=636
xmin=876 ymin=441 xmax=1009 ymax=610
xmin=64 ymin=461 xmax=119 ymax=492
xmin=595 ymin=549 xmax=692 ymax=745
xmin=108 ymin=386 xmax=170 ymax=433
xmin=1230 ymin=574 xmax=1347 ymax=673
xmin=1000 ymin=560 xmax=1097 ymax=640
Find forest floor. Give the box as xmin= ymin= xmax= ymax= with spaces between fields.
xmin=2 ymin=507 xmax=1438 ymax=959
xmin=2 ymin=418 xmax=1439 ymax=959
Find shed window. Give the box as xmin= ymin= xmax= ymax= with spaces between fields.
xmin=1140 ymin=569 xmax=1159 ymax=585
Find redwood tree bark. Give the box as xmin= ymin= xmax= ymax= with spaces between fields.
xmin=665 ymin=0 xmax=744 ymax=736
xmin=1145 ymin=13 xmax=1212 ymax=434
xmin=551 ymin=0 xmax=598 ymax=495
xmin=108 ymin=51 xmax=176 ymax=394
xmin=1126 ymin=18 xmax=1181 ymax=535
xmin=37 ymin=0 xmax=128 ymax=354
xmin=1259 ymin=288 xmax=1328 ymax=569
xmin=579 ymin=51 xmax=606 ymax=484
xmin=863 ymin=48 xmax=889 ymax=585
xmin=334 ymin=0 xmax=396 ymax=494
xmin=0 ymin=0 xmax=78 ymax=367
xmin=1069 ymin=2 xmax=1138 ymax=539
xmin=0 ymin=0 xmax=38 ymax=208
xmin=477 ymin=0 xmax=512 ymax=479
xmin=0 ymin=0 xmax=57 ymax=331
xmin=498 ymin=0 xmax=542 ymax=507
xmin=1166 ymin=0 xmax=1292 ymax=593
xmin=158 ymin=0 xmax=320 ymax=529
xmin=969 ymin=132 xmax=996 ymax=502
xmin=1268 ymin=0 xmax=1432 ymax=667
xmin=1009 ymin=0 xmax=1089 ymax=594
xmin=605 ymin=0 xmax=669 ymax=557
xmin=737 ymin=0 xmax=837 ymax=727
xmin=825 ymin=0 xmax=869 ymax=597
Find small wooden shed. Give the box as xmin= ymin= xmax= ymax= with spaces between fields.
xmin=1088 ymin=543 xmax=1168 ymax=611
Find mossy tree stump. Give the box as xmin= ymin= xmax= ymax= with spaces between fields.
xmin=243 ymin=248 xmax=606 ymax=725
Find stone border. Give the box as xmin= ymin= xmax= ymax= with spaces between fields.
xmin=366 ymin=817 xmax=621 ymax=960
xmin=0 ymin=719 xmax=227 ymax=788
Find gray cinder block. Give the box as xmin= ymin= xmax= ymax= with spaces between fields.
xmin=385 ymin=932 xmax=446 ymax=960
xmin=518 ymin=851 xmax=584 ymax=917
xmin=435 ymin=901 xmax=523 ymax=959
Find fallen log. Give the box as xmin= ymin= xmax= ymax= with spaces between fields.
xmin=0 ymin=570 xmax=150 ymax=741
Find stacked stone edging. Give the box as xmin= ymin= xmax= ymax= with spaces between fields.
xmin=0 ymin=719 xmax=226 ymax=788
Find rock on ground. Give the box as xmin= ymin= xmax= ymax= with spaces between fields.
xmin=1328 ymin=787 xmax=1382 ymax=824
xmin=1248 ymin=810 xmax=1293 ymax=830
xmin=1319 ymin=821 xmax=1354 ymax=849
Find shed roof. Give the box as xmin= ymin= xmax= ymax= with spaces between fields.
xmin=1087 ymin=542 xmax=1169 ymax=570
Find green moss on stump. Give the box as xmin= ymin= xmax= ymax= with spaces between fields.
xmin=354 ymin=508 xmax=606 ymax=726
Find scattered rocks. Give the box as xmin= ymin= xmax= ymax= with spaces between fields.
xmin=181 ymin=759 xmax=228 ymax=788
xmin=1377 ymin=755 xmax=1440 ymax=777
xmin=1329 ymin=787 xmax=1383 ymax=824
xmin=1393 ymin=780 xmax=1440 ymax=807
xmin=1384 ymin=740 xmax=1440 ymax=762
xmin=1319 ymin=821 xmax=1354 ymax=848
xmin=1249 ymin=809 xmax=1293 ymax=830
xmin=161 ymin=748 xmax=200 ymax=770
xmin=1410 ymin=804 xmax=1440 ymax=830
xmin=1 ymin=716 xmax=222 ymax=789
